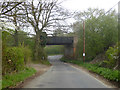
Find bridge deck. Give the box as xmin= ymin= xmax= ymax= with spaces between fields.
xmin=46 ymin=36 xmax=73 ymax=45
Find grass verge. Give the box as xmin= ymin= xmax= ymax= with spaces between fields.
xmin=40 ymin=60 xmax=51 ymax=65
xmin=32 ymin=60 xmax=51 ymax=65
xmin=2 ymin=67 xmax=36 ymax=89
xmin=60 ymin=57 xmax=120 ymax=83
xmin=45 ymin=45 xmax=64 ymax=55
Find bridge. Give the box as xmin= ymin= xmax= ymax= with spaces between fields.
xmin=46 ymin=36 xmax=73 ymax=45
xmin=46 ymin=36 xmax=78 ymax=58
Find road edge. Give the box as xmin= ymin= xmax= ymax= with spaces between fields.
xmin=66 ymin=63 xmax=118 ymax=88
xmin=9 ymin=65 xmax=52 ymax=88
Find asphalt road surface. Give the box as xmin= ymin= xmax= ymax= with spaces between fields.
xmin=23 ymin=55 xmax=109 ymax=88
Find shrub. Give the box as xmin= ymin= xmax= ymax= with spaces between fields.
xmin=102 ymin=43 xmax=119 ymax=68
xmin=2 ymin=47 xmax=25 ymax=75
xmin=22 ymin=46 xmax=32 ymax=65
xmin=2 ymin=31 xmax=14 ymax=47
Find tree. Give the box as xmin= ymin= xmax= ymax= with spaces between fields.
xmin=0 ymin=2 xmax=22 ymax=15
xmin=53 ymin=28 xmax=66 ymax=36
xmin=23 ymin=0 xmax=70 ymax=60
xmin=0 ymin=0 xmax=71 ymax=61
xmin=0 ymin=2 xmax=26 ymax=46
xmin=73 ymin=8 xmax=118 ymax=61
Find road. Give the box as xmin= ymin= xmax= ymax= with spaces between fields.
xmin=23 ymin=55 xmax=109 ymax=88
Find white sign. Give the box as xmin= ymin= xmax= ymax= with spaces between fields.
xmin=83 ymin=53 xmax=85 ymax=56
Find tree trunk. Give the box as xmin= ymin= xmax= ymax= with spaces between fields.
xmin=34 ymin=30 xmax=41 ymax=60
xmin=34 ymin=30 xmax=47 ymax=61
xmin=14 ymin=29 xmax=18 ymax=46
xmin=13 ymin=15 xmax=18 ymax=46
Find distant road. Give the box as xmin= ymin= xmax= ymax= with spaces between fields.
xmin=23 ymin=55 xmax=109 ymax=88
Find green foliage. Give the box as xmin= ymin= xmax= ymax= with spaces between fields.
xmin=101 ymin=43 xmax=119 ymax=68
xmin=44 ymin=45 xmax=64 ymax=55
xmin=2 ymin=44 xmax=33 ymax=75
xmin=74 ymin=8 xmax=118 ymax=61
xmin=38 ymin=47 xmax=47 ymax=60
xmin=23 ymin=37 xmax=35 ymax=60
xmin=2 ymin=31 xmax=14 ymax=47
xmin=22 ymin=46 xmax=32 ymax=65
xmin=2 ymin=29 xmax=36 ymax=67
xmin=61 ymin=58 xmax=120 ymax=82
xmin=2 ymin=67 xmax=36 ymax=88
xmin=2 ymin=47 xmax=25 ymax=75
xmin=32 ymin=58 xmax=51 ymax=65
xmin=40 ymin=32 xmax=47 ymax=47
xmin=40 ymin=60 xmax=51 ymax=65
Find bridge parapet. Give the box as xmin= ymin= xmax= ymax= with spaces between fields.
xmin=46 ymin=36 xmax=73 ymax=45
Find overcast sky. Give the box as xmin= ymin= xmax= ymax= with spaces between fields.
xmin=60 ymin=0 xmax=119 ymax=12
xmin=56 ymin=0 xmax=120 ymax=26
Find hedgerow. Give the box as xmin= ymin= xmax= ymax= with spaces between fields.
xmin=2 ymin=47 xmax=25 ymax=75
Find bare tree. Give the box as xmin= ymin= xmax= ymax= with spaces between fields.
xmin=0 ymin=0 xmax=72 ymax=60
xmin=0 ymin=2 xmax=22 ymax=15
xmin=23 ymin=0 xmax=71 ymax=60
xmin=0 ymin=2 xmax=27 ymax=46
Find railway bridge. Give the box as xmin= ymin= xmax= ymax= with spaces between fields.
xmin=46 ymin=36 xmax=78 ymax=58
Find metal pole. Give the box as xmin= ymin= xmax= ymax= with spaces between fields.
xmin=83 ymin=21 xmax=85 ymax=62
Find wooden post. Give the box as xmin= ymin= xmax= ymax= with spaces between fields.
xmin=0 ymin=28 xmax=2 ymax=90
xmin=73 ymin=47 xmax=76 ymax=58
xmin=83 ymin=21 xmax=85 ymax=62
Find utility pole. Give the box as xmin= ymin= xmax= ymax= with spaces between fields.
xmin=83 ymin=20 xmax=85 ymax=62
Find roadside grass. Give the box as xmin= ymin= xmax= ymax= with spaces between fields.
xmin=60 ymin=57 xmax=120 ymax=82
xmin=2 ymin=67 xmax=36 ymax=89
xmin=44 ymin=45 xmax=64 ymax=55
xmin=32 ymin=60 xmax=51 ymax=66
xmin=0 ymin=80 xmax=2 ymax=90
xmin=40 ymin=60 xmax=51 ymax=65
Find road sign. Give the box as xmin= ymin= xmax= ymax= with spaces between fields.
xmin=83 ymin=53 xmax=85 ymax=56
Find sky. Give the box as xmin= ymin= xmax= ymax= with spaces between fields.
xmin=37 ymin=0 xmax=120 ymax=35
xmin=56 ymin=0 xmax=120 ymax=28
xmin=60 ymin=0 xmax=119 ymax=12
xmin=2 ymin=0 xmax=119 ymax=35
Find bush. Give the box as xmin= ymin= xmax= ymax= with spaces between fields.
xmin=101 ymin=43 xmax=119 ymax=68
xmin=2 ymin=31 xmax=14 ymax=47
xmin=2 ymin=47 xmax=25 ymax=75
xmin=22 ymin=46 xmax=32 ymax=65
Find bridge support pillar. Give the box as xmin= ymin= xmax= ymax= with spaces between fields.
xmin=64 ymin=36 xmax=78 ymax=59
xmin=64 ymin=45 xmax=74 ymax=59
